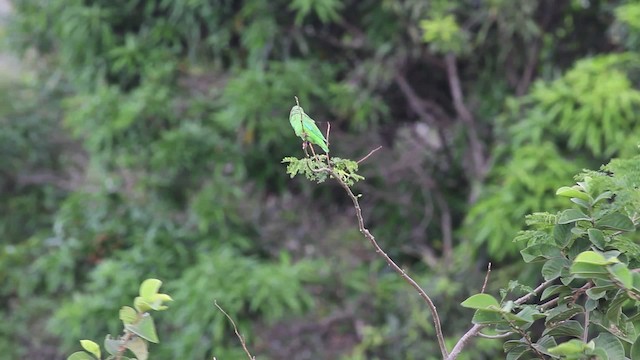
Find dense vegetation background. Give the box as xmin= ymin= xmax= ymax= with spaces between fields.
xmin=2 ymin=0 xmax=640 ymax=359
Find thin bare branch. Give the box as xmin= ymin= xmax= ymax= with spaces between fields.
xmin=583 ymin=308 xmax=589 ymax=342
xmin=514 ymin=279 xmax=555 ymax=305
xmin=327 ymin=168 xmax=449 ymax=358
xmin=446 ymin=279 xmax=554 ymax=360
xmin=214 ymin=300 xmax=255 ymax=360
xmin=433 ymin=190 xmax=453 ymax=264
xmin=481 ymin=262 xmax=492 ymax=294
xmin=357 ymin=146 xmax=382 ymax=164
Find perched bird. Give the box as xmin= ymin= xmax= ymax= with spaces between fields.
xmin=289 ymin=105 xmax=329 ymax=153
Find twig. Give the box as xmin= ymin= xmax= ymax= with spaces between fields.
xmin=481 ymin=262 xmax=492 ymax=294
xmin=583 ymin=308 xmax=589 ymax=343
xmin=504 ymin=316 xmax=545 ymax=360
xmin=514 ymin=279 xmax=555 ymax=305
xmin=446 ymin=279 xmax=554 ymax=360
xmin=357 ymin=146 xmax=382 ymax=164
xmin=326 ymin=168 xmax=449 ymax=358
xmin=444 ymin=53 xmax=487 ymax=183
xmin=115 ymin=330 xmax=134 ymax=360
xmin=432 ymin=189 xmax=453 ymax=265
xmin=214 ymin=300 xmax=255 ymax=360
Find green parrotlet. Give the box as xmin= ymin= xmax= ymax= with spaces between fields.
xmin=289 ymin=105 xmax=329 ymax=153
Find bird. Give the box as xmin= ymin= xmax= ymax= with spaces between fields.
xmin=289 ymin=103 xmax=329 ymax=154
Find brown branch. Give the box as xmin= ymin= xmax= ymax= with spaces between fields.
xmin=214 ymin=300 xmax=255 ymax=360
xmin=115 ymin=330 xmax=134 ymax=360
xmin=433 ymin=190 xmax=453 ymax=265
xmin=357 ymin=146 xmax=382 ymax=164
xmin=446 ymin=279 xmax=554 ymax=360
xmin=443 ymin=53 xmax=487 ymax=182
xmin=481 ymin=263 xmax=492 ymax=294
xmin=583 ymin=308 xmax=589 ymax=343
xmin=327 ymin=168 xmax=449 ymax=359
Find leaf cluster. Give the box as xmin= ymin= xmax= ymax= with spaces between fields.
xmin=67 ymin=279 xmax=172 ymax=360
xmin=462 ymin=155 xmax=640 ymax=359
xmin=283 ymin=156 xmax=364 ymax=186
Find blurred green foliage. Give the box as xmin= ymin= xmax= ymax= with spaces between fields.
xmin=1 ymin=0 xmax=640 ymax=358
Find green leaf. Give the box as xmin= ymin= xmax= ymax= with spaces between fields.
xmin=520 ymin=244 xmax=562 ymax=263
xmin=104 ymin=335 xmax=123 ymax=356
xmin=80 ymin=340 xmax=100 ymax=359
xmin=505 ymin=344 xmax=529 ymax=360
xmin=588 ymin=228 xmax=606 ymax=250
xmin=139 ymin=279 xmax=162 ymax=301
xmin=586 ymin=286 xmax=612 ymax=300
xmin=461 ymin=294 xmax=500 ymax=310
xmin=542 ymin=258 xmax=567 ymax=281
xmin=546 ymin=304 xmax=585 ymax=325
xmin=542 ymin=320 xmax=584 ymax=338
xmin=571 ymin=262 xmax=611 ymax=279
xmin=533 ymin=335 xmax=558 ymax=356
xmin=593 ymin=191 xmax=613 ymax=205
xmin=631 ymin=334 xmax=640 ymax=359
xmin=595 ymin=213 xmax=635 ymax=232
xmin=608 ymin=263 xmax=633 ymax=289
xmin=472 ymin=309 xmax=506 ymax=325
xmin=120 ymin=306 xmax=138 ymax=324
xmin=554 ymin=223 xmax=574 ymax=247
xmin=125 ymin=314 xmax=159 ymax=343
xmin=134 ymin=296 xmax=151 ymax=313
xmin=67 ymin=352 xmax=95 ymax=360
xmin=570 ymin=197 xmax=591 ymax=209
xmin=556 ymin=186 xmax=591 ymax=201
xmin=574 ymin=251 xmax=617 ymax=265
xmin=541 ymin=284 xmax=570 ymax=300
xmin=548 ymin=339 xmax=589 ymax=355
xmin=125 ymin=336 xmax=148 ymax=360
xmin=557 ymin=209 xmax=591 ymax=224
xmin=593 ymin=332 xmax=625 ymax=360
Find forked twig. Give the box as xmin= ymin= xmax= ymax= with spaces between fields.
xmin=214 ymin=300 xmax=255 ymax=360
xmin=357 ymin=145 xmax=382 ymax=164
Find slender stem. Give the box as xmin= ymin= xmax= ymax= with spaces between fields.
xmin=328 ymin=168 xmax=449 ymax=359
xmin=357 ymin=146 xmax=382 ymax=164
xmin=481 ymin=262 xmax=492 ymax=294
xmin=583 ymin=308 xmax=589 ymax=343
xmin=214 ymin=300 xmax=255 ymax=360
xmin=115 ymin=330 xmax=134 ymax=360
xmin=446 ymin=279 xmax=554 ymax=360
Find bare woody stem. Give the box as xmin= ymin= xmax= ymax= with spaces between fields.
xmin=214 ymin=300 xmax=256 ymax=360
xmin=446 ymin=279 xmax=555 ymax=360
xmin=327 ymin=168 xmax=449 ymax=359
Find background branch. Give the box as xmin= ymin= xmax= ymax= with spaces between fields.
xmin=444 ymin=53 xmax=487 ymax=182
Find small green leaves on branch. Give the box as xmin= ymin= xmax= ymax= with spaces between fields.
xmin=67 ymin=278 xmax=171 ymax=360
xmin=282 ymin=156 xmax=364 ymax=186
